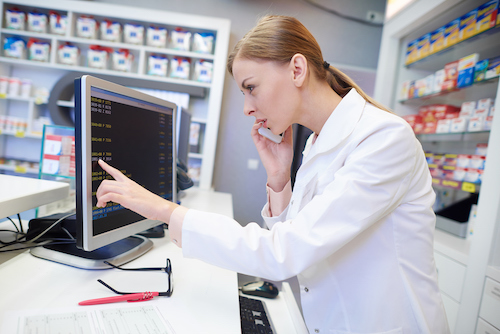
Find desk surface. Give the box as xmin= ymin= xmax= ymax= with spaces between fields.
xmin=0 ymin=174 xmax=69 ymax=218
xmin=0 ymin=188 xmax=306 ymax=333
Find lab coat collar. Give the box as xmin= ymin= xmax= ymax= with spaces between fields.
xmin=302 ymin=88 xmax=365 ymax=163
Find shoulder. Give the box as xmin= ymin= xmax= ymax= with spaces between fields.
xmin=360 ymin=103 xmax=414 ymax=139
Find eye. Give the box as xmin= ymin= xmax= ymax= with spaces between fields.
xmin=246 ymin=85 xmax=254 ymax=93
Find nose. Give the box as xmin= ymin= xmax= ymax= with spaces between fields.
xmin=243 ymin=97 xmax=255 ymax=117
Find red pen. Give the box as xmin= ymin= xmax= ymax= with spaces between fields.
xmin=79 ymin=292 xmax=159 ymax=305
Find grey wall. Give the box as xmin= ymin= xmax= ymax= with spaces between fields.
xmin=94 ymin=0 xmax=386 ymax=225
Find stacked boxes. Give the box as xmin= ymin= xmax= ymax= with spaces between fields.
xmin=405 ymin=0 xmax=499 ymax=65
xmin=401 ymin=98 xmax=495 ymax=134
xmin=426 ymin=143 xmax=488 ymax=184
xmin=400 ymin=54 xmax=500 ymax=101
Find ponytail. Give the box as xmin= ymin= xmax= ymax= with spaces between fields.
xmin=325 ymin=65 xmax=392 ymax=113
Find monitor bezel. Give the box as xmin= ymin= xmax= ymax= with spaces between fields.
xmin=76 ymin=75 xmax=177 ymax=252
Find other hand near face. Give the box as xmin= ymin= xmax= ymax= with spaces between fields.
xmin=95 ymin=159 xmax=178 ymax=223
xmin=251 ymin=122 xmax=294 ymax=192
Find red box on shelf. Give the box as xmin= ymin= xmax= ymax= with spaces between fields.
xmin=402 ymin=114 xmax=422 ymax=129
xmin=434 ymin=104 xmax=460 ymax=119
xmin=423 ymin=121 xmax=437 ymax=133
xmin=413 ymin=121 xmax=424 ymax=134
xmin=420 ymin=105 xmax=436 ymax=123
xmin=442 ymin=60 xmax=459 ymax=91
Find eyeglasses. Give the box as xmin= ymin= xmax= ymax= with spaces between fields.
xmin=98 ymin=258 xmax=173 ymax=297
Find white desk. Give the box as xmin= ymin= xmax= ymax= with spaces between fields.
xmin=0 ymin=174 xmax=69 ymax=218
xmin=0 ymin=188 xmax=306 ymax=333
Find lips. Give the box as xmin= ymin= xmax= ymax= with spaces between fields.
xmin=257 ymin=119 xmax=268 ymax=128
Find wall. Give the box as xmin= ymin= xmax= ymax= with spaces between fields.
xmin=92 ymin=0 xmax=386 ymax=225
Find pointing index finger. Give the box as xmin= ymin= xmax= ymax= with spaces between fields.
xmin=98 ymin=159 xmax=126 ymax=182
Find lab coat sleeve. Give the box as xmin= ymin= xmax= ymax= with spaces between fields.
xmin=181 ymin=121 xmax=419 ymax=281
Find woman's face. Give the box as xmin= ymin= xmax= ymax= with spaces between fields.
xmin=232 ymin=57 xmax=298 ymax=135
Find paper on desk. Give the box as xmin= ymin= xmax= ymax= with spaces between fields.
xmin=0 ymin=303 xmax=176 ymax=334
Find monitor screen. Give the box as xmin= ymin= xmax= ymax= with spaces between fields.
xmin=75 ymin=75 xmax=177 ymax=252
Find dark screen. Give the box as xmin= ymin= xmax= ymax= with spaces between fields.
xmin=89 ymin=87 xmax=174 ymax=236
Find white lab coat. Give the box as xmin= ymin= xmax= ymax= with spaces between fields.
xmin=182 ymin=89 xmax=450 ymax=334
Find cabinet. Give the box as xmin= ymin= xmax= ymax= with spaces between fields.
xmin=0 ymin=0 xmax=230 ymax=190
xmin=374 ymin=0 xmax=500 ymax=333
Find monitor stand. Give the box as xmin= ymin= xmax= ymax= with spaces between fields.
xmin=30 ymin=235 xmax=153 ymax=270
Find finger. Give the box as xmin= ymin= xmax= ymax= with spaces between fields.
xmin=98 ymin=159 xmax=127 ymax=182
xmin=96 ymin=180 xmax=123 ymax=200
xmin=96 ymin=192 xmax=126 ymax=208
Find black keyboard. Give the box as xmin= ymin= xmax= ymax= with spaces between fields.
xmin=239 ymin=295 xmax=274 ymax=334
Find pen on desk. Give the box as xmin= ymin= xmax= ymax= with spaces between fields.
xmin=79 ymin=292 xmax=160 ymax=305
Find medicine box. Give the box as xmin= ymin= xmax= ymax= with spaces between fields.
xmin=399 ymin=81 xmax=410 ymax=101
xmin=460 ymin=101 xmax=476 ymax=117
xmin=442 ymin=60 xmax=459 ymax=91
xmin=436 ymin=119 xmax=451 ymax=133
xmin=402 ymin=114 xmax=422 ymax=129
xmin=405 ymin=39 xmax=419 ymax=65
xmin=444 ymin=19 xmax=460 ymax=47
xmin=457 ymin=154 xmax=471 ymax=168
xmin=413 ymin=121 xmax=424 ymax=134
xmin=415 ymin=78 xmax=427 ymax=97
xmin=468 ymin=116 xmax=485 ymax=132
xmin=433 ymin=69 xmax=445 ymax=93
xmin=476 ymin=0 xmax=498 ymax=34
xmin=416 ymin=33 xmax=431 ymax=60
xmin=430 ymin=27 xmax=445 ymax=54
xmin=434 ymin=104 xmax=460 ymax=119
xmin=423 ymin=121 xmax=437 ymax=134
xmin=450 ymin=117 xmax=468 ymax=132
xmin=474 ymin=59 xmax=489 ymax=82
xmin=457 ymin=53 xmax=479 ymax=88
xmin=477 ymin=98 xmax=494 ymax=115
xmin=407 ymin=81 xmax=416 ymax=99
xmin=485 ymin=115 xmax=494 ymax=130
xmin=459 ymin=9 xmax=478 ymax=41
xmin=485 ymin=56 xmax=500 ymax=79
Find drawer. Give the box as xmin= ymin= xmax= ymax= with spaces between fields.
xmin=434 ymin=251 xmax=467 ymax=302
xmin=476 ymin=318 xmax=500 ymax=334
xmin=441 ymin=292 xmax=459 ymax=333
xmin=479 ymin=278 xmax=500 ymax=330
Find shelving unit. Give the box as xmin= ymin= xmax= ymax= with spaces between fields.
xmin=0 ymin=0 xmax=230 ymax=189
xmin=375 ymin=1 xmax=500 ymax=333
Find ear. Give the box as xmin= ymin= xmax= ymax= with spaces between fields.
xmin=289 ymin=53 xmax=308 ymax=87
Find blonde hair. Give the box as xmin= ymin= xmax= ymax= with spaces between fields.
xmin=227 ymin=15 xmax=390 ymax=112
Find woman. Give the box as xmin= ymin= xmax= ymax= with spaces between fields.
xmin=97 ymin=15 xmax=450 ymax=334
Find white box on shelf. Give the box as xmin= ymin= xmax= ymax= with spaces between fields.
xmin=436 ymin=119 xmax=451 ymax=133
xmin=460 ymin=101 xmax=476 ymax=118
xmin=450 ymin=117 xmax=468 ymax=132
xmin=468 ymin=116 xmax=485 ymax=132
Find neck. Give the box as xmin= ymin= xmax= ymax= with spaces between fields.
xmin=297 ymin=80 xmax=343 ymax=134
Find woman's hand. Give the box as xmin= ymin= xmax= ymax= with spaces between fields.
xmin=251 ymin=122 xmax=294 ymax=192
xmin=95 ymin=159 xmax=178 ymax=223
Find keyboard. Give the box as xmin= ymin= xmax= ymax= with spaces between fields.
xmin=239 ymin=295 xmax=274 ymax=334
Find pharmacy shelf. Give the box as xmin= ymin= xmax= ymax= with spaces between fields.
xmin=399 ymin=77 xmax=499 ymax=105
xmin=431 ymin=178 xmax=480 ymax=194
xmin=416 ymin=130 xmax=490 ymax=142
xmin=0 ymin=0 xmax=231 ymax=190
xmin=375 ymin=1 xmax=500 ymax=332
xmin=405 ymin=25 xmax=500 ymax=71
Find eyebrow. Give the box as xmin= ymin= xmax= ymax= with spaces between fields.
xmin=241 ymin=77 xmax=253 ymax=90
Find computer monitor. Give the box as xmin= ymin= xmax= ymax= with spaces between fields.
xmin=176 ymin=107 xmax=191 ymax=167
xmin=30 ymin=75 xmax=177 ymax=269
